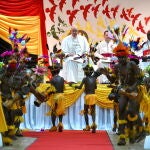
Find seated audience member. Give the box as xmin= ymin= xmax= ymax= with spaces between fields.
xmin=60 ymin=25 xmax=90 ymax=83
xmin=94 ymin=30 xmax=117 ymax=83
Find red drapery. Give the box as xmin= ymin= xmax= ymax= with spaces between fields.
xmin=0 ymin=0 xmax=48 ymax=56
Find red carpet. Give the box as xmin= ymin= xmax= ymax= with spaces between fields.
xmin=23 ymin=130 xmax=113 ymax=150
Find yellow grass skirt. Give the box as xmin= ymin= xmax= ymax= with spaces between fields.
xmin=47 ymin=93 xmax=65 ymax=116
xmin=84 ymin=94 xmax=98 ymax=105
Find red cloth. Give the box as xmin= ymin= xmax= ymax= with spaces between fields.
xmin=101 ymin=53 xmax=113 ymax=57
xmin=143 ymin=49 xmax=150 ymax=56
xmin=23 ymin=130 xmax=113 ymax=150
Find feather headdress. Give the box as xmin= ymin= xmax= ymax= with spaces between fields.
xmin=107 ymin=24 xmax=129 ymax=42
xmin=113 ymin=42 xmax=131 ymax=57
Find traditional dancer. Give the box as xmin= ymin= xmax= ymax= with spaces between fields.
xmin=47 ymin=64 xmax=65 ymax=132
xmin=75 ymin=65 xmax=98 ymax=133
xmin=101 ymin=42 xmax=145 ymax=145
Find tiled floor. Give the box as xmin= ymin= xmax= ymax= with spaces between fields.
xmin=108 ymin=131 xmax=146 ymax=150
xmin=0 ymin=131 xmax=148 ymax=150
xmin=0 ymin=137 xmax=36 ymax=150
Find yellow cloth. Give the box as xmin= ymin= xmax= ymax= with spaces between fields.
xmin=37 ymin=83 xmax=113 ymax=109
xmin=96 ymin=84 xmax=113 ymax=109
xmin=0 ymin=95 xmax=8 ymax=132
xmin=0 ymin=15 xmax=42 ymax=55
xmin=36 ymin=83 xmax=56 ymax=96
xmin=46 ymin=93 xmax=65 ymax=116
xmin=84 ymin=94 xmax=98 ymax=105
xmin=54 ymin=93 xmax=65 ymax=115
xmin=140 ymin=86 xmax=150 ymax=122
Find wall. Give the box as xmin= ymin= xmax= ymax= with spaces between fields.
xmin=43 ymin=0 xmax=150 ymax=51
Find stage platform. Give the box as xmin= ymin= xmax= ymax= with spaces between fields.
xmin=20 ymin=83 xmax=114 ymax=131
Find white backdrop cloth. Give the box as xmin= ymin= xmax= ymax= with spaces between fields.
xmin=20 ymin=94 xmax=114 ymax=131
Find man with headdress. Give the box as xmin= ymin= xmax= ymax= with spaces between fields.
xmin=47 ymin=63 xmax=65 ymax=132
xmin=102 ymin=42 xmax=145 ymax=145
xmin=75 ymin=65 xmax=98 ymax=133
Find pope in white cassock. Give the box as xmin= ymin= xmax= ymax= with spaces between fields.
xmin=59 ymin=26 xmax=90 ymax=83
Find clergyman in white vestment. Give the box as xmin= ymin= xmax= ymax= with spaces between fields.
xmin=59 ymin=26 xmax=90 ymax=83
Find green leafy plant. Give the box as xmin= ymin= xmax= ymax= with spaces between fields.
xmin=47 ymin=16 xmax=67 ymax=40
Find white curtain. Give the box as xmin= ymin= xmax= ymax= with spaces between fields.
xmin=20 ymin=94 xmax=114 ymax=131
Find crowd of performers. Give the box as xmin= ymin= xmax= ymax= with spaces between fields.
xmin=0 ymin=27 xmax=150 ymax=147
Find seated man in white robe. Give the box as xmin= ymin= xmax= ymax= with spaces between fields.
xmin=94 ymin=30 xmax=117 ymax=83
xmin=59 ymin=26 xmax=90 ymax=83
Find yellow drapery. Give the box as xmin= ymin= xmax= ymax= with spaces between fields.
xmin=0 ymin=95 xmax=8 ymax=132
xmin=0 ymin=15 xmax=42 ymax=55
xmin=37 ymin=83 xmax=113 ymax=109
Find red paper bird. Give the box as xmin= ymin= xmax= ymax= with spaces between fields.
xmin=131 ymin=13 xmax=141 ymax=26
xmin=48 ymin=0 xmax=56 ymax=5
xmin=59 ymin=0 xmax=66 ymax=11
xmin=136 ymin=21 xmax=146 ymax=34
xmin=102 ymin=5 xmax=111 ymax=19
xmin=126 ymin=8 xmax=134 ymax=17
xmin=80 ymin=4 xmax=93 ymax=21
xmin=66 ymin=9 xmax=80 ymax=25
xmin=72 ymin=0 xmax=80 ymax=8
xmin=144 ymin=17 xmax=150 ymax=25
xmin=45 ymin=5 xmax=57 ymax=22
xmin=111 ymin=5 xmax=119 ymax=19
xmin=92 ymin=4 xmax=101 ymax=18
xmin=102 ymin=0 xmax=108 ymax=6
xmin=120 ymin=8 xmax=130 ymax=21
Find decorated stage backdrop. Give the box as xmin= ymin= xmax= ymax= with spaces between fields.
xmin=43 ymin=0 xmax=150 ymax=52
xmin=0 ymin=0 xmax=48 ymax=56
xmin=0 ymin=0 xmax=150 ymax=58
xmin=21 ymin=84 xmax=114 ymax=130
xmin=0 ymin=0 xmax=150 ymax=130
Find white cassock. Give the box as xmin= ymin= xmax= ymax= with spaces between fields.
xmin=59 ymin=34 xmax=89 ymax=83
xmin=94 ymin=40 xmax=117 ymax=83
xmin=135 ymin=40 xmax=150 ymax=70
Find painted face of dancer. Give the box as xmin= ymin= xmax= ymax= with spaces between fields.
xmin=118 ymin=56 xmax=128 ymax=65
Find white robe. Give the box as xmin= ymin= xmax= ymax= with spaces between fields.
xmin=135 ymin=40 xmax=150 ymax=70
xmin=94 ymin=40 xmax=117 ymax=83
xmin=59 ymin=34 xmax=89 ymax=83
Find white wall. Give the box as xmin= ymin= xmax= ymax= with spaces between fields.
xmin=43 ymin=0 xmax=150 ymax=51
